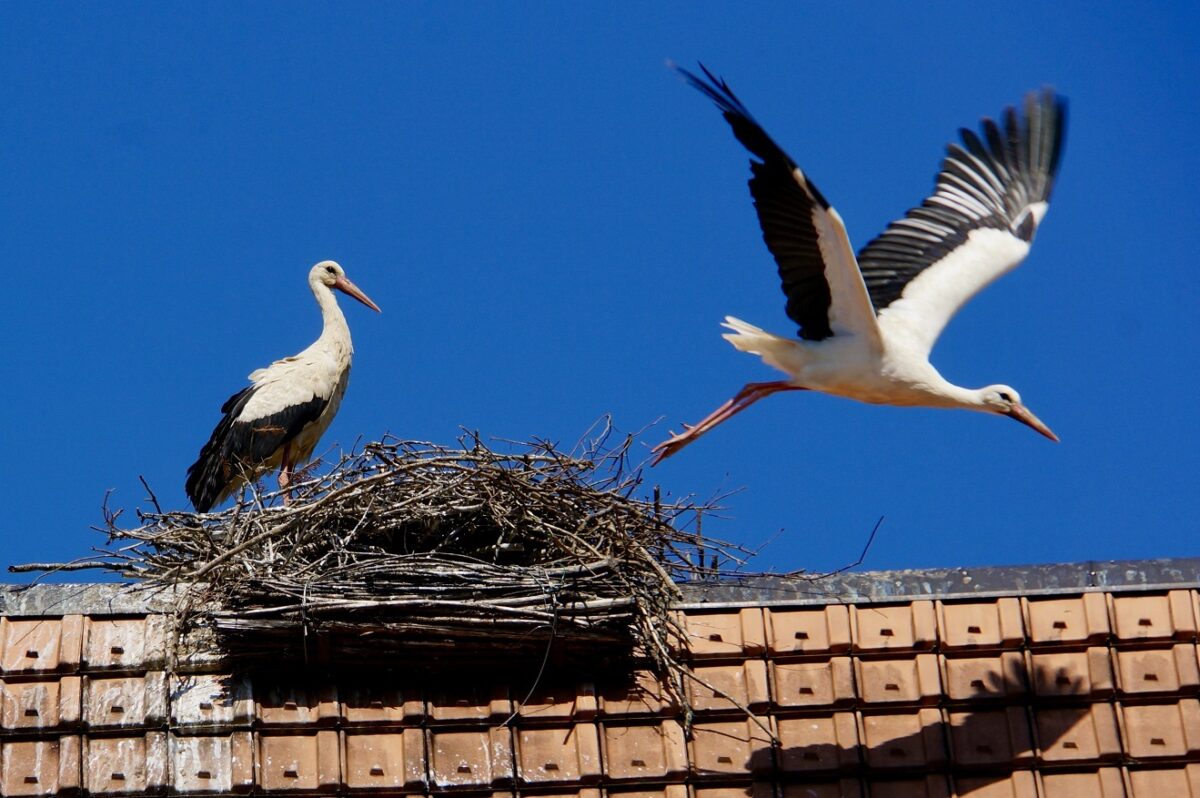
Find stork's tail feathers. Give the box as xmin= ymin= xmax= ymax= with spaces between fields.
xmin=721 ymin=316 xmax=805 ymax=377
xmin=720 ymin=316 xmax=772 ymax=351
xmin=185 ymin=416 xmax=238 ymax=513
xmin=185 ymin=385 xmax=256 ymax=512
xmin=186 ymin=453 xmax=224 ymax=513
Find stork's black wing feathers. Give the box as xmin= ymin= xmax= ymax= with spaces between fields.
xmin=185 ymin=384 xmax=327 ymax=512
xmin=185 ymin=386 xmax=254 ymax=512
xmin=677 ymin=64 xmax=835 ymax=340
xmin=857 ymin=89 xmax=1067 ymax=312
xmin=219 ymin=385 xmax=253 ymax=415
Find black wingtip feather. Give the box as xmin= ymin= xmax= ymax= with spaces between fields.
xmin=185 ymin=417 xmax=236 ymax=512
xmin=674 ymin=63 xmax=835 ymax=211
xmin=1043 ymin=91 xmax=1068 ymax=198
xmin=186 ymin=386 xmax=255 ymax=512
xmin=675 ymin=63 xmax=837 ymax=340
xmin=673 ymin=63 xmax=796 ymax=169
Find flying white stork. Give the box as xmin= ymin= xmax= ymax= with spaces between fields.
xmin=653 ymin=66 xmax=1066 ymax=464
xmin=185 ymin=260 xmax=381 ymax=511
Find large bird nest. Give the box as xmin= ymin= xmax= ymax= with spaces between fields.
xmin=31 ymin=424 xmax=748 ymax=691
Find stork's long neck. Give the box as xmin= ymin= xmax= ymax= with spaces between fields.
xmin=885 ymin=359 xmax=990 ymax=411
xmin=312 ymin=280 xmax=354 ymax=360
xmin=917 ymin=372 xmax=990 ymax=411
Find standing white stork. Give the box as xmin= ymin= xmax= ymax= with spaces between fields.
xmin=653 ymin=66 xmax=1066 ymax=464
xmin=185 ymin=260 xmax=381 ymax=511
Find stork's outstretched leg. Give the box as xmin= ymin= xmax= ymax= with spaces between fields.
xmin=278 ymin=443 xmax=293 ymax=505
xmin=651 ymin=381 xmax=807 ymax=465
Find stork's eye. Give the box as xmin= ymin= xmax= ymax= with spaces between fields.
xmin=998 ymin=392 xmax=1012 ymax=402
xmin=325 ymin=265 xmax=336 ymax=274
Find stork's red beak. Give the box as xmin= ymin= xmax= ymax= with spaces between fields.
xmin=1007 ymin=403 xmax=1059 ymax=442
xmin=333 ymin=275 xmax=382 ymax=313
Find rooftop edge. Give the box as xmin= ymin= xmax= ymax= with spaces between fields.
xmin=2 ymin=557 xmax=1197 ymax=616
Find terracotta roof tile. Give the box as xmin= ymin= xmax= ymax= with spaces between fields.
xmin=0 ymin=561 xmax=1197 ymax=794
xmin=764 ymin=605 xmax=852 ymax=656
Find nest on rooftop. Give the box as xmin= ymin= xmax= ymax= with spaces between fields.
xmin=49 ymin=423 xmax=746 ymax=686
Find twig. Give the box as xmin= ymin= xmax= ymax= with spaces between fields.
xmin=806 ymin=516 xmax=884 ymax=579
xmin=138 ymin=475 xmax=163 ymax=515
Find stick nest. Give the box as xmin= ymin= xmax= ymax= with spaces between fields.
xmin=58 ymin=425 xmax=744 ymax=678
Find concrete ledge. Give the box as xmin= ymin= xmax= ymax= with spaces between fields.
xmin=0 ymin=581 xmax=184 ymax=616
xmin=677 ymin=557 xmax=1200 ymax=607
xmin=2 ymin=557 xmax=1198 ymax=616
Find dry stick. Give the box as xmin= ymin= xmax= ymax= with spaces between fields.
xmin=807 ymin=516 xmax=885 ymax=580
xmin=138 ymin=475 xmax=164 ymax=515
xmin=224 ymin=593 xmax=640 ymax=619
xmin=9 ymin=560 xmax=139 ymax=574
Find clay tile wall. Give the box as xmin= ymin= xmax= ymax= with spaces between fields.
xmin=1 ymin=560 xmax=1199 ymax=797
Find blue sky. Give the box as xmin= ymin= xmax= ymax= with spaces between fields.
xmin=2 ymin=4 xmax=1197 ymax=581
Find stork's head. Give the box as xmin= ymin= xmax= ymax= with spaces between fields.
xmin=310 ymin=260 xmax=381 ymax=312
xmin=980 ymin=385 xmax=1058 ymax=442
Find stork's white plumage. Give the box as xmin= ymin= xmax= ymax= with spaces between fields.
xmin=653 ymin=66 xmax=1066 ymax=464
xmin=185 ymin=261 xmax=381 ymax=511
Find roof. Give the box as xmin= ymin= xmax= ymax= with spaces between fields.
xmin=2 ymin=557 xmax=1199 ymax=796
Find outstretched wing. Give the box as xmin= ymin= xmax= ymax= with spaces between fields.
xmin=678 ymin=64 xmax=881 ymax=348
xmin=857 ymin=89 xmax=1067 ymax=357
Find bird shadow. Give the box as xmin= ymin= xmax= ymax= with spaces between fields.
xmin=735 ymin=655 xmax=1093 ymax=794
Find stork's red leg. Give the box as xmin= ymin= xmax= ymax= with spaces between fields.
xmin=651 ymin=381 xmax=806 ymax=465
xmin=278 ymin=443 xmax=293 ymax=505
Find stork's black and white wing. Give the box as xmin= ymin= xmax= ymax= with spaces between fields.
xmin=184 ymin=362 xmax=335 ymax=512
xmin=679 ymin=65 xmax=881 ymax=349
xmin=858 ymin=90 xmax=1067 ymax=357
